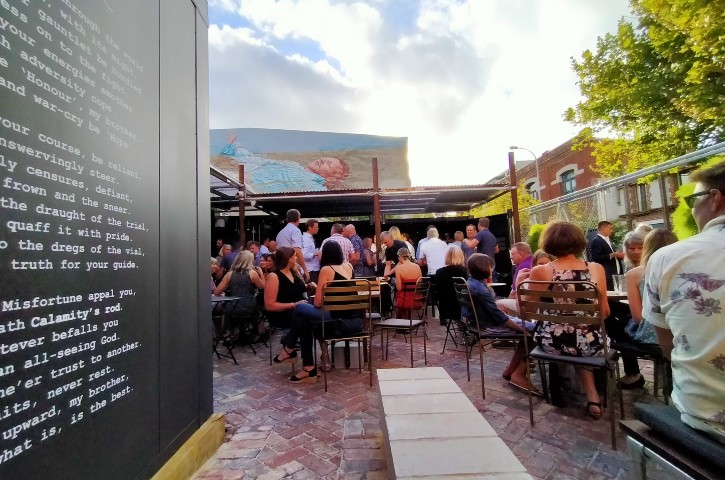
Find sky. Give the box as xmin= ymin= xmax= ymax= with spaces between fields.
xmin=207 ymin=0 xmax=632 ymax=186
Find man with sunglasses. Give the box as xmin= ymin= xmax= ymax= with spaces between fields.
xmin=644 ymin=159 xmax=725 ymax=443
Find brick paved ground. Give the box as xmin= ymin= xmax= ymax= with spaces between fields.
xmin=193 ymin=316 xmax=669 ymax=480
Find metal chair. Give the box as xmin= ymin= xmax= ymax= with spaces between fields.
xmin=373 ymin=277 xmax=430 ymax=368
xmin=517 ymin=280 xmax=624 ymax=450
xmin=318 ymin=279 xmax=374 ymax=392
xmin=452 ymin=277 xmax=525 ymax=399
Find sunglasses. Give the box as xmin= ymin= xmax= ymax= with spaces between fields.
xmin=683 ymin=190 xmax=712 ymax=208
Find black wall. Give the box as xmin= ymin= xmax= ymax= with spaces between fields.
xmin=0 ymin=1 xmax=211 ymax=478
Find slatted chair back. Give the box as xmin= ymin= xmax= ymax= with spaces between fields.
xmin=516 ymin=279 xmax=606 ymax=350
xmin=516 ymin=280 xmax=623 ymax=449
xmin=319 ymin=279 xmax=373 ymax=392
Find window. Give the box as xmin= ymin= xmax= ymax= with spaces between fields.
xmin=560 ymin=169 xmax=576 ymax=194
xmin=525 ymin=182 xmax=537 ymax=200
xmin=638 ymin=184 xmax=649 ymax=211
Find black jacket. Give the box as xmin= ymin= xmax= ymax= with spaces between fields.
xmin=588 ymin=235 xmax=622 ymax=282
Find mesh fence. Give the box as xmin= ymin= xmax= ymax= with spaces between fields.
xmin=520 ymin=142 xmax=725 ymax=240
xmin=527 ymin=193 xmax=600 ymax=237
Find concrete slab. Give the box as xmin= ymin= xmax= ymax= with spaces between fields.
xmin=380 ymin=393 xmax=478 ymax=415
xmin=377 ymin=367 xmax=450 ymax=381
xmin=397 ymin=474 xmax=533 ymax=480
xmin=389 ymin=437 xmax=528 ymax=478
xmin=386 ymin=412 xmax=497 ymax=440
xmin=378 ymin=378 xmax=460 ymax=396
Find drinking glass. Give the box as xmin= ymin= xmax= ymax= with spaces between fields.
xmin=612 ymin=274 xmax=625 ymax=293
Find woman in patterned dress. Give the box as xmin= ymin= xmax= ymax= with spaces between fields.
xmin=527 ymin=222 xmax=610 ymax=419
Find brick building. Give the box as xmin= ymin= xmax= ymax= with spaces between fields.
xmin=510 ymin=138 xmax=599 ymax=202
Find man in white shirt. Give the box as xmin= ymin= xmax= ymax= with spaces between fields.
xmin=645 ymin=160 xmax=725 ymax=442
xmin=419 ymin=227 xmax=448 ymax=275
xmin=416 ymin=225 xmax=435 ymax=259
xmin=276 ymin=209 xmax=308 ymax=281
xmin=302 ymin=219 xmax=320 ymax=283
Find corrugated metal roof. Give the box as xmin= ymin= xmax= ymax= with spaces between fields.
xmin=210 ymin=167 xmax=511 ymax=217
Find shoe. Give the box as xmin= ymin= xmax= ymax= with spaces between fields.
xmin=289 ymin=367 xmax=317 ymax=383
xmin=586 ymin=401 xmax=602 ymax=420
xmin=273 ymin=347 xmax=298 ymax=364
xmin=620 ymin=375 xmax=645 ymax=390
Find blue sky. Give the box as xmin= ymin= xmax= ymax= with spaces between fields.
xmin=207 ymin=0 xmax=631 ymax=186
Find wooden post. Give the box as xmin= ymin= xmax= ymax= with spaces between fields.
xmin=659 ymin=174 xmax=672 ymax=230
xmin=508 ymin=151 xmax=521 ymax=242
xmin=624 ymin=184 xmax=634 ymax=230
xmin=238 ymin=165 xmax=245 ymax=247
xmin=372 ymin=158 xmax=382 ymax=256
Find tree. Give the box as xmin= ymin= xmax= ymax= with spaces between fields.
xmin=472 ymin=182 xmax=539 ymax=235
xmin=565 ymin=0 xmax=725 ymax=177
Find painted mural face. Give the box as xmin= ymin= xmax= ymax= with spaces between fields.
xmin=307 ymin=157 xmax=347 ymax=182
xmin=211 ymin=128 xmax=410 ymax=194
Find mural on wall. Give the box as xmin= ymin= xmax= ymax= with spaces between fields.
xmin=210 ymin=128 xmax=410 ymax=193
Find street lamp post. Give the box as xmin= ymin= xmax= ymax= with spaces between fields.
xmin=510 ymin=146 xmax=540 ymax=200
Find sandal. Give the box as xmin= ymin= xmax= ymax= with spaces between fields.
xmin=586 ymin=401 xmax=602 ymax=420
xmin=289 ymin=367 xmax=317 ymax=383
xmin=273 ymin=347 xmax=298 ymax=364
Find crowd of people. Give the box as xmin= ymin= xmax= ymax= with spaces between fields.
xmin=210 ymin=159 xmax=725 ymax=441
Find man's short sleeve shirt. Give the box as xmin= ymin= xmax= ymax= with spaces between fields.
xmin=643 ymin=215 xmax=725 ymax=440
xmin=277 ymin=223 xmax=302 ymax=249
xmin=475 ymin=229 xmax=498 ymax=265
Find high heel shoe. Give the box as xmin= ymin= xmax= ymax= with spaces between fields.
xmin=273 ymin=347 xmax=298 ymax=364
xmin=289 ymin=367 xmax=317 ymax=383
xmin=586 ymin=401 xmax=602 ymax=420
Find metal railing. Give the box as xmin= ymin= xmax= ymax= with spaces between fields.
xmin=523 ymin=142 xmax=725 ymax=236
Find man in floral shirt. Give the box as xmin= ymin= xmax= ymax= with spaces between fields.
xmin=644 ymin=160 xmax=725 ymax=443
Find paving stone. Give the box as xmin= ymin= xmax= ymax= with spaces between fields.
xmin=297 ymin=453 xmax=338 ymax=476
xmin=256 ymin=461 xmax=305 ymax=480
xmin=344 ymin=419 xmax=364 ymax=437
xmin=195 ymin=321 xmax=648 ymax=479
xmin=265 ymin=446 xmax=309 ymax=469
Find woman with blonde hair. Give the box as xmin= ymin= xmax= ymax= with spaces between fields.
xmin=433 ymin=245 xmax=468 ymax=326
xmin=625 ymin=229 xmax=678 ymax=344
xmin=389 ymin=226 xmax=415 ymax=259
xmin=214 ymin=250 xmax=265 ymax=316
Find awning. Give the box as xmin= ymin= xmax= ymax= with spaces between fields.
xmin=210 ymin=167 xmax=509 ymax=217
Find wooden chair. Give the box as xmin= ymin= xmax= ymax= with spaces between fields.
xmin=452 ymin=277 xmax=525 ymax=399
xmin=318 ymin=279 xmax=374 ymax=392
xmin=373 ymin=277 xmax=430 ymax=368
xmin=517 ymin=280 xmax=624 ymax=450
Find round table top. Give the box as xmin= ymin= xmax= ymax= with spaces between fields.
xmin=607 ymin=291 xmax=628 ymax=300
xmin=211 ymin=295 xmax=241 ymax=303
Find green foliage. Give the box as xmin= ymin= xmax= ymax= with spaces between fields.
xmin=566 ymin=0 xmax=725 ymax=177
xmin=526 ymin=224 xmax=545 ymax=252
xmin=672 ymin=182 xmax=698 ymax=240
xmin=671 ymin=156 xmax=725 ymax=239
xmin=473 ymin=182 xmax=539 ymax=235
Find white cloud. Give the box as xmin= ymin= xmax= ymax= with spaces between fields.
xmin=208 ymin=0 xmax=631 ymax=186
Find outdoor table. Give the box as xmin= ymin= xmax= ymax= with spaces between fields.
xmin=607 ymin=291 xmax=628 ymax=301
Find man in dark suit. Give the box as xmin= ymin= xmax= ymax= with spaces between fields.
xmin=588 ymin=221 xmax=624 ymax=290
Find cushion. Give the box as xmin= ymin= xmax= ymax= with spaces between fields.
xmin=634 ymin=403 xmax=725 ymax=470
xmin=529 ymin=346 xmax=607 ymax=368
